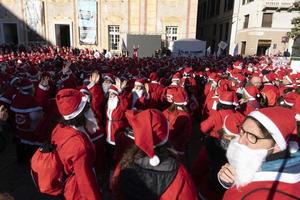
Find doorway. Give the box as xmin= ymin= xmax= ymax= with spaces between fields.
xmin=256 ymin=40 xmax=271 ymax=56
xmin=3 ymin=23 xmax=18 ymax=45
xmin=55 ymin=24 xmax=71 ymax=47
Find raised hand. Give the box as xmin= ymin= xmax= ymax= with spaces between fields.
xmin=115 ymin=77 xmax=121 ymax=90
xmin=62 ymin=61 xmax=72 ymax=74
xmin=40 ymin=76 xmax=50 ymax=87
xmin=89 ymin=71 xmax=100 ymax=85
xmin=0 ymin=105 xmax=8 ymax=122
xmin=121 ymin=80 xmax=127 ymax=90
xmin=144 ymin=83 xmax=149 ymax=94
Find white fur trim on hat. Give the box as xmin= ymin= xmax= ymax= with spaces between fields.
xmin=0 ymin=96 xmax=11 ymax=104
xmin=149 ymin=155 xmax=160 ymax=166
xmin=108 ymin=89 xmax=119 ymax=95
xmin=222 ymin=116 xmax=236 ymax=136
xmin=249 ymin=111 xmax=286 ymax=150
xmin=283 ymin=99 xmax=294 ymax=107
xmin=134 ymin=81 xmax=144 ymax=86
xmin=21 ymin=84 xmax=34 ymax=90
xmin=10 ymin=106 xmax=42 ymax=113
xmin=219 ymin=99 xmax=233 ymax=105
xmin=10 ymin=77 xmax=20 ymax=85
xmin=286 ymin=75 xmax=293 ymax=84
xmin=174 ymin=101 xmax=188 ymax=106
xmin=63 ymin=95 xmax=88 ymax=120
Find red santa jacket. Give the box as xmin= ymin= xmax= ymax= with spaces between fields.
xmin=147 ymin=81 xmax=165 ymax=109
xmin=261 ymin=83 xmax=279 ymax=107
xmin=106 ymin=93 xmax=131 ymax=145
xmin=51 ymin=124 xmax=102 ymax=200
xmin=241 ymin=98 xmax=261 ymax=116
xmin=200 ymin=109 xmax=235 ymax=139
xmin=163 ymin=109 xmax=192 ymax=153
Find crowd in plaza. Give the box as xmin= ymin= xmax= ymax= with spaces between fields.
xmin=0 ymin=44 xmax=299 ymax=200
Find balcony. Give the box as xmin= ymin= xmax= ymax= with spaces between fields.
xmin=262 ymin=0 xmax=296 ymax=10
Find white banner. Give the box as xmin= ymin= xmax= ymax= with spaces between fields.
xmin=25 ymin=0 xmax=44 ymax=41
xmin=78 ymin=0 xmax=97 ymax=45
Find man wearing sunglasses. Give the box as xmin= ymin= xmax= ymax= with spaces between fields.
xmin=218 ymin=107 xmax=300 ymax=199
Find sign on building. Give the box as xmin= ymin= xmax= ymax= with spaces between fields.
xmin=77 ymin=0 xmax=97 ymax=45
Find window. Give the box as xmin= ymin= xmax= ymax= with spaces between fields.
xmin=219 ymin=24 xmax=223 ymax=41
xmin=210 ymin=0 xmax=215 ymax=17
xmin=216 ymin=0 xmax=220 ymax=15
xmin=203 ymin=2 xmax=207 ymax=20
xmin=228 ymin=0 xmax=234 ymax=10
xmin=241 ymin=41 xmax=246 ymax=55
xmin=213 ymin=24 xmax=217 ymax=35
xmin=108 ymin=25 xmax=120 ymax=50
xmin=224 ymin=0 xmax=228 ymax=12
xmin=225 ymin=22 xmax=229 ymax=41
xmin=262 ymin=13 xmax=273 ymax=27
xmin=244 ymin=15 xmax=249 ymax=29
xmin=166 ymin=26 xmax=178 ymax=46
xmin=200 ymin=27 xmax=204 ymax=37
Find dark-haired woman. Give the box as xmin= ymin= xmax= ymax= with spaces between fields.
xmin=112 ymin=109 xmax=198 ymax=200
xmin=162 ymin=88 xmax=192 ymax=155
xmin=51 ymin=89 xmax=102 ymax=200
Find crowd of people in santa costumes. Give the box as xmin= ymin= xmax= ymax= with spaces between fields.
xmin=0 ymin=44 xmax=300 ymax=200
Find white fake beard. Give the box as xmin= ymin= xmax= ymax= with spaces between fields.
xmin=226 ymin=136 xmax=268 ymax=188
xmin=102 ymin=83 xmax=112 ymax=94
xmin=84 ymin=108 xmax=99 ymax=134
xmin=108 ymin=96 xmax=119 ymax=110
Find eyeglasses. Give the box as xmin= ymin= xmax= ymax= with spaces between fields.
xmin=238 ymin=126 xmax=273 ymax=144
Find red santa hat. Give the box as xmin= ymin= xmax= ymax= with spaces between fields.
xmin=244 ymin=85 xmax=260 ymax=99
xmin=19 ymin=78 xmax=34 ymax=92
xmin=263 ymin=73 xmax=276 ymax=82
xmin=149 ymin=72 xmax=158 ymax=82
xmin=249 ymin=107 xmax=296 ymax=150
xmin=10 ymin=93 xmax=42 ymax=114
xmin=27 ymin=66 xmax=39 ymax=80
xmin=108 ymin=84 xmax=120 ymax=95
xmin=235 ymin=74 xmax=246 ymax=83
xmin=171 ymin=72 xmax=181 ymax=81
xmin=0 ymin=87 xmax=17 ymax=105
xmin=134 ymin=78 xmax=145 ymax=86
xmin=223 ymin=112 xmax=245 ymax=136
xmin=183 ymin=67 xmax=193 ymax=76
xmin=125 ymin=109 xmax=169 ymax=166
xmin=56 ymin=89 xmax=88 ymax=120
xmin=103 ymin=73 xmax=114 ymax=82
xmin=283 ymin=92 xmax=298 ymax=107
xmin=173 ymin=88 xmax=188 ymax=105
xmin=233 ymin=61 xmax=243 ymax=69
xmin=219 ymin=91 xmax=238 ymax=106
xmin=285 ymin=74 xmax=297 ymax=84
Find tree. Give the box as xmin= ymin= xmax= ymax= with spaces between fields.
xmin=288 ymin=1 xmax=300 ymax=39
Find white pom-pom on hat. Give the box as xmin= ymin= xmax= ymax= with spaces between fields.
xmin=149 ymin=155 xmax=160 ymax=166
